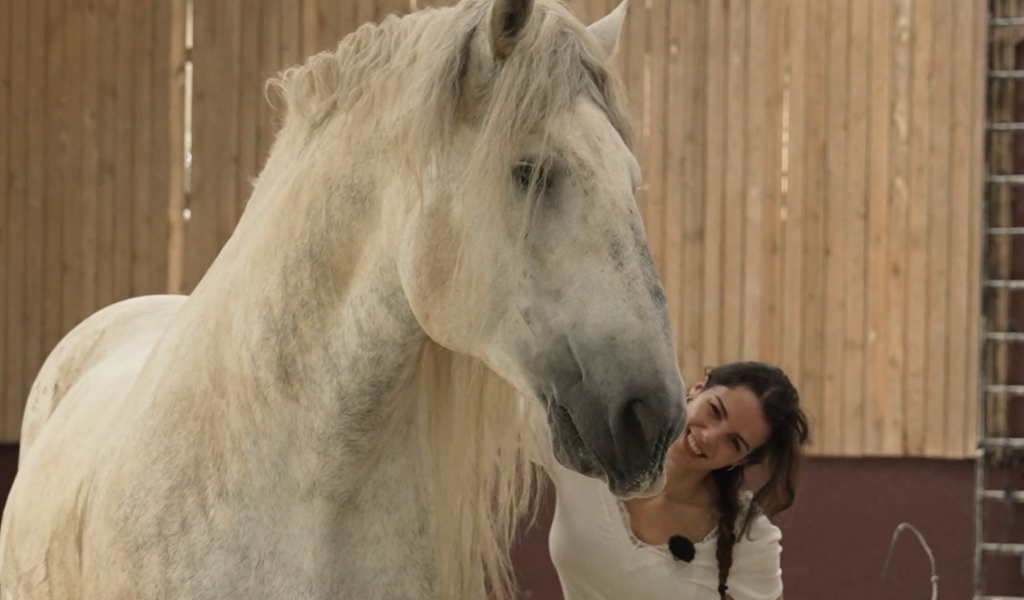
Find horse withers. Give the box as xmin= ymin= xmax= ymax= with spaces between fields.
xmin=0 ymin=1 xmax=686 ymax=599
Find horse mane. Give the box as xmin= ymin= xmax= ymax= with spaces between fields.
xmin=263 ymin=2 xmax=636 ymax=599
xmin=265 ymin=0 xmax=633 ymax=160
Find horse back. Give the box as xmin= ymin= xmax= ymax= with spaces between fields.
xmin=18 ymin=294 xmax=187 ymax=465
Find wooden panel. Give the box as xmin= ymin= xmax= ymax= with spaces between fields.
xmin=903 ymin=0 xmax=932 ymax=456
xmin=922 ymin=0 xmax=952 ymax=457
xmin=0 ymin=0 xmax=10 ymax=442
xmin=781 ymin=0 xmax=808 ymax=426
xmin=947 ymin=0 xmax=982 ymax=455
xmin=821 ymin=0 xmax=850 ymax=455
xmin=701 ymin=0 xmax=726 ymax=370
xmin=757 ymin=0 xmax=785 ymax=368
xmin=0 ymin=0 xmax=184 ymax=441
xmin=799 ymin=0 xmax=829 ymax=451
xmin=842 ymin=0 xmax=870 ymax=456
xmin=645 ymin=0 xmax=668 ymax=277
xmin=23 ymin=0 xmax=48 ymax=438
xmin=5 ymin=0 xmax=28 ymax=440
xmin=1 ymin=0 xmax=987 ymax=455
xmin=864 ymin=0 xmax=893 ymax=455
xmin=675 ymin=0 xmax=708 ymax=386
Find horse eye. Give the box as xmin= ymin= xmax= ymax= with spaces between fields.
xmin=512 ymin=159 xmax=552 ymax=195
xmin=512 ymin=161 xmax=536 ymax=192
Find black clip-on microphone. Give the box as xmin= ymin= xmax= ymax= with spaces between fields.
xmin=668 ymin=535 xmax=696 ymax=562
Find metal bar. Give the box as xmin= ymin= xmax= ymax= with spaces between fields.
xmin=977 ymin=597 xmax=1024 ymax=600
xmin=988 ymin=227 xmax=1024 ymax=235
xmin=987 ymin=174 xmax=1024 ymax=184
xmin=988 ymin=122 xmax=1024 ymax=132
xmin=977 ymin=7 xmax=995 ymax=599
xmin=981 ymin=490 xmax=1024 ymax=502
xmin=985 ymin=332 xmax=1024 ymax=342
xmin=982 ymin=543 xmax=1024 ymax=555
xmin=991 ymin=16 xmax=1024 ymax=27
xmin=986 ymin=384 xmax=1024 ymax=395
xmin=990 ymin=69 xmax=1024 ymax=79
xmin=985 ymin=280 xmax=1024 ymax=289
xmin=979 ymin=438 xmax=1024 ymax=450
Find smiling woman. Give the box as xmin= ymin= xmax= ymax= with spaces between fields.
xmin=530 ymin=361 xmax=810 ymax=600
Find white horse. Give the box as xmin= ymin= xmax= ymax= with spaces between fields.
xmin=0 ymin=0 xmax=686 ymax=598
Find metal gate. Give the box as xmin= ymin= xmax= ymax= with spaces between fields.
xmin=977 ymin=2 xmax=1024 ymax=598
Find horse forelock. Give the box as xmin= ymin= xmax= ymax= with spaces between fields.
xmin=264 ymin=0 xmax=632 ymax=159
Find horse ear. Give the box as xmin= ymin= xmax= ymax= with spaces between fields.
xmin=587 ymin=0 xmax=631 ymax=60
xmin=489 ymin=0 xmax=534 ymax=61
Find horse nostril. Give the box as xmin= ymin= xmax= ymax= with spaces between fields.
xmin=621 ymin=397 xmax=663 ymax=449
xmin=610 ymin=397 xmax=667 ymax=472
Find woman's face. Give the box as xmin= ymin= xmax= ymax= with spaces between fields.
xmin=667 ymin=379 xmax=771 ymax=472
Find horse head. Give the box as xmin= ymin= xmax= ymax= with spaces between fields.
xmin=395 ymin=0 xmax=686 ymax=498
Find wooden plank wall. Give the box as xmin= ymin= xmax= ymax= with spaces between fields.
xmin=0 ymin=0 xmax=187 ymax=442
xmin=2 ymin=0 xmax=988 ymax=458
xmin=659 ymin=0 xmax=984 ymax=459
xmin=181 ymin=0 xmax=444 ymax=292
xmin=181 ymin=0 xmax=986 ymax=458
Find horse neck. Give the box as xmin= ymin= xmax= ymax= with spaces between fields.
xmin=162 ymin=131 xmax=428 ymax=466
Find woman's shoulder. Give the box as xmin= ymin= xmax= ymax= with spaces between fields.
xmin=718 ymin=492 xmax=784 ymax=600
xmin=733 ymin=491 xmax=782 ymax=548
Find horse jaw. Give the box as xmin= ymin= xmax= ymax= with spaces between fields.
xmin=587 ymin=0 xmax=631 ymax=59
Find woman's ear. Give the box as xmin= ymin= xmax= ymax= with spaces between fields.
xmin=687 ymin=376 xmax=708 ymax=398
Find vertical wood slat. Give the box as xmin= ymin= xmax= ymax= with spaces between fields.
xmin=79 ymin=0 xmax=100 ymax=338
xmin=964 ymin=0 xmax=986 ymax=457
xmin=922 ymin=0 xmax=952 ymax=457
xmin=0 ymin=0 xmax=10 ymax=441
xmin=721 ymin=2 xmax=747 ymax=365
xmin=95 ymin=0 xmax=116 ymax=313
xmin=864 ymin=0 xmax=893 ymax=455
xmin=781 ymin=0 xmax=807 ymax=430
xmin=236 ymin=2 xmax=261 ymax=221
xmin=131 ymin=0 xmax=156 ymax=296
xmin=821 ymin=0 xmax=850 ymax=455
xmin=903 ymin=0 xmax=932 ymax=456
xmin=741 ymin=1 xmax=765 ymax=362
xmin=701 ymin=0 xmax=726 ymax=371
xmin=842 ymin=0 xmax=870 ymax=456
xmin=674 ymin=0 xmax=707 ymax=387
xmin=113 ymin=0 xmax=134 ymax=304
xmin=5 ymin=0 xmax=28 ymax=441
xmin=800 ymin=0 xmax=828 ymax=451
xmin=43 ymin=0 xmax=65 ymax=358
xmin=946 ymin=0 xmax=981 ymax=455
xmin=159 ymin=0 xmax=186 ymax=296
xmin=23 ymin=0 xmax=48 ymax=442
xmin=59 ymin=0 xmax=84 ymax=334
xmin=758 ymin=0 xmax=785 ymax=368
xmin=644 ymin=0 xmax=668 ymax=282
xmin=258 ymin=1 xmax=283 ymax=168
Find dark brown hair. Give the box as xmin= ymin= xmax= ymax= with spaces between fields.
xmin=701 ymin=361 xmax=809 ymax=599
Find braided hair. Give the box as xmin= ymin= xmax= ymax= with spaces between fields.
xmin=700 ymin=362 xmax=809 ymax=599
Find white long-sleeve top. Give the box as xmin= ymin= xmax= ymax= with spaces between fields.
xmin=528 ymin=402 xmax=785 ymax=600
